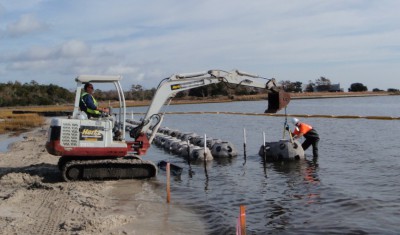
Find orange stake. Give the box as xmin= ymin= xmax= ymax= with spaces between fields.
xmin=166 ymin=162 xmax=171 ymax=203
xmin=240 ymin=205 xmax=246 ymax=235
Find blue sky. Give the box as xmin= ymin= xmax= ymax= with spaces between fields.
xmin=1 ymin=0 xmax=399 ymax=91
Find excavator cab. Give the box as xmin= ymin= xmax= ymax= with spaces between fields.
xmin=46 ymin=75 xmax=157 ymax=181
xmin=265 ymin=90 xmax=291 ymax=113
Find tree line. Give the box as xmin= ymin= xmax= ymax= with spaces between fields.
xmin=0 ymin=80 xmax=74 ymax=106
xmin=0 ymin=78 xmax=398 ymax=107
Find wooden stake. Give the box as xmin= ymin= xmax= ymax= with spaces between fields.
xmin=240 ymin=205 xmax=246 ymax=235
xmin=263 ymin=132 xmax=266 ymax=162
xmin=166 ymin=162 xmax=171 ymax=203
xmin=262 ymin=132 xmax=267 ymax=175
xmin=243 ymin=128 xmax=247 ymax=145
xmin=243 ymin=128 xmax=247 ymax=165
xmin=262 ymin=131 xmax=266 ymax=146
xmin=203 ymin=133 xmax=207 ymax=164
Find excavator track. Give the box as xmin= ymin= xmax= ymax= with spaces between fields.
xmin=59 ymin=157 xmax=157 ymax=181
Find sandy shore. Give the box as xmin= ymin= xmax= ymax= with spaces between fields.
xmin=0 ymin=126 xmax=206 ymax=235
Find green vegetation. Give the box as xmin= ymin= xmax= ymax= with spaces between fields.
xmin=0 ymin=81 xmax=74 ymax=106
xmin=0 ymin=80 xmax=266 ymax=107
xmin=349 ymin=83 xmax=368 ymax=92
xmin=0 ymin=78 xmax=397 ymax=109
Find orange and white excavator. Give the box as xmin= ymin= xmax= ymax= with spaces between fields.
xmin=46 ymin=69 xmax=290 ymax=181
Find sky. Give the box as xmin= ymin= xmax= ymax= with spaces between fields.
xmin=1 ymin=0 xmax=399 ymax=91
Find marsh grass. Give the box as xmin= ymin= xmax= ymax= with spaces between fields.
xmin=0 ymin=110 xmax=46 ymax=134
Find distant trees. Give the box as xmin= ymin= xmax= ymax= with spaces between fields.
xmin=0 ymin=81 xmax=74 ymax=106
xmin=2 ymin=78 xmax=398 ymax=107
xmin=188 ymin=86 xmax=211 ymax=98
xmin=280 ymin=80 xmax=303 ymax=92
xmin=97 ymin=84 xmax=156 ymax=101
xmin=372 ymin=88 xmax=384 ymax=92
xmin=314 ymin=77 xmax=332 ymax=91
xmin=129 ymin=84 xmax=145 ymax=100
xmin=387 ymin=88 xmax=399 ymax=92
xmin=187 ymin=83 xmax=257 ymax=98
xmin=302 ymin=77 xmax=335 ymax=92
xmin=348 ymin=83 xmax=368 ymax=92
xmin=300 ymin=77 xmax=336 ymax=92
xmin=304 ymin=81 xmax=315 ymax=92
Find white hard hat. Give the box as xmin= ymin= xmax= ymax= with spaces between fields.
xmin=292 ymin=117 xmax=299 ymax=125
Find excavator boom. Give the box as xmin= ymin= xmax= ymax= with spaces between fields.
xmin=131 ymin=69 xmax=290 ymax=139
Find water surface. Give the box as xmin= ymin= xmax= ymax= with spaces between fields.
xmin=125 ymin=96 xmax=400 ymax=234
xmin=0 ymin=134 xmax=24 ymax=153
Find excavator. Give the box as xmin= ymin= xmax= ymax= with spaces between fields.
xmin=46 ymin=69 xmax=290 ymax=181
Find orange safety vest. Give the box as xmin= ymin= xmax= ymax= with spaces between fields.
xmin=293 ymin=122 xmax=313 ymax=136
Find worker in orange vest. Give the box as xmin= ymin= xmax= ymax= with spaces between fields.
xmin=287 ymin=117 xmax=320 ymax=158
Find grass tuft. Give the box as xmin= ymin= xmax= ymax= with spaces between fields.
xmin=0 ymin=111 xmax=45 ymax=134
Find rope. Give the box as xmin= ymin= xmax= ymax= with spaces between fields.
xmin=282 ymin=107 xmax=288 ymax=139
xmin=128 ymin=111 xmax=400 ymax=120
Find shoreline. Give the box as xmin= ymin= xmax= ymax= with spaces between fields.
xmin=1 ymin=91 xmax=397 ymax=134
xmin=0 ymin=126 xmax=207 ymax=234
xmin=6 ymin=91 xmax=397 ymax=111
xmin=129 ymin=91 xmax=394 ymax=106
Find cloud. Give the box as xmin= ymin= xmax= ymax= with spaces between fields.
xmin=1 ymin=40 xmax=91 ymax=75
xmin=59 ymin=40 xmax=91 ymax=57
xmin=0 ymin=4 xmax=5 ymax=15
xmin=0 ymin=38 xmax=151 ymax=87
xmin=6 ymin=14 xmax=49 ymax=37
xmin=2 ymin=40 xmax=90 ymax=62
xmin=1 ymin=1 xmax=400 ymax=90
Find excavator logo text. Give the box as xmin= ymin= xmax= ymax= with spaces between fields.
xmin=80 ymin=126 xmax=104 ymax=141
xmin=171 ymin=84 xmax=182 ymax=90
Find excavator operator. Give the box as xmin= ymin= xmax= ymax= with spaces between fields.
xmin=79 ymin=83 xmax=109 ymax=118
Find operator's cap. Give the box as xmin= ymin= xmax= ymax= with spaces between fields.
xmin=292 ymin=117 xmax=300 ymax=125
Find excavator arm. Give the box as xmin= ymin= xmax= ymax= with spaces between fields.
xmin=129 ymin=69 xmax=290 ymax=144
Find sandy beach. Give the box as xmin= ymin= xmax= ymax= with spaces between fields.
xmin=0 ymin=125 xmax=206 ymax=235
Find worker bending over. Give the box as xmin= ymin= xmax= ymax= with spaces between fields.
xmin=287 ymin=117 xmax=320 ymax=158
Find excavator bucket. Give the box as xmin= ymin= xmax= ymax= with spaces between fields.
xmin=265 ymin=90 xmax=291 ymax=113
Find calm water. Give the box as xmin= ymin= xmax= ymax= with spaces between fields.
xmin=0 ymin=134 xmax=24 ymax=153
xmin=126 ymin=96 xmax=400 ymax=234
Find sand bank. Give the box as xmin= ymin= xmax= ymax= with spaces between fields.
xmin=0 ymin=126 xmax=206 ymax=235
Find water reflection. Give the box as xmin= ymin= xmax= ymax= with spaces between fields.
xmin=265 ymin=158 xmax=320 ymax=183
xmin=203 ymin=165 xmax=209 ymax=191
xmin=304 ymin=157 xmax=320 ymax=185
xmin=259 ymin=158 xmax=322 ymax=231
xmin=242 ymin=143 xmax=247 ymax=166
xmin=187 ymin=163 xmax=194 ymax=178
xmin=213 ymin=156 xmax=236 ymax=166
xmin=266 ymin=199 xmax=291 ymax=230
